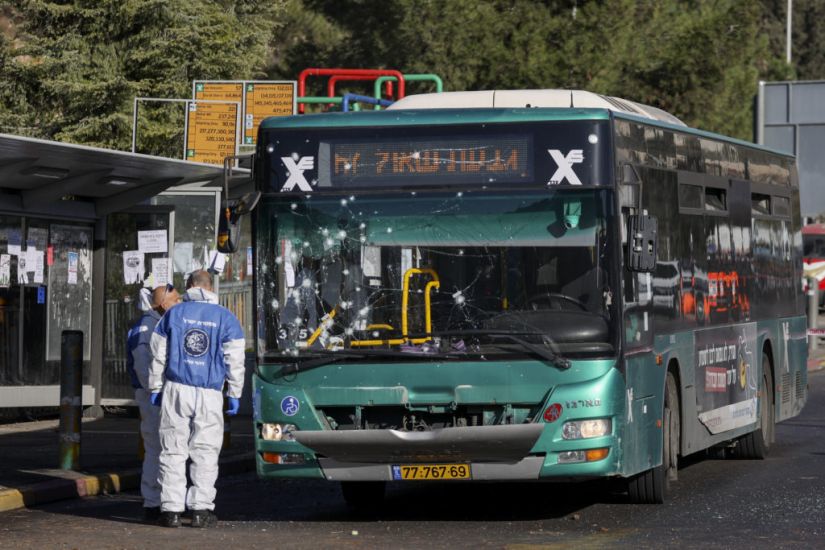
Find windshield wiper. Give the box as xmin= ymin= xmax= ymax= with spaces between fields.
xmin=408 ymin=330 xmax=571 ymax=370
xmin=274 ymin=348 xmax=460 ymax=375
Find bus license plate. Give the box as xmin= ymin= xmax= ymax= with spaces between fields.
xmin=391 ymin=464 xmax=472 ymax=480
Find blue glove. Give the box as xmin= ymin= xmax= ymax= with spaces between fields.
xmin=150 ymin=392 xmax=162 ymax=407
xmin=226 ymin=397 xmax=240 ymax=416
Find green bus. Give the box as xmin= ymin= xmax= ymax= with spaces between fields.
xmin=248 ymin=90 xmax=807 ymax=504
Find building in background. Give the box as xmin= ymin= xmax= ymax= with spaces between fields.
xmin=756 ymin=80 xmax=825 ymax=220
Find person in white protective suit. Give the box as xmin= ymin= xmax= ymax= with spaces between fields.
xmin=148 ymin=270 xmax=245 ymax=528
xmin=126 ymin=284 xmax=180 ymax=522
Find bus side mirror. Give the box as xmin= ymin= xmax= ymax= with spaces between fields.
xmin=217 ymin=191 xmax=261 ymax=254
xmin=627 ymin=213 xmax=657 ymax=272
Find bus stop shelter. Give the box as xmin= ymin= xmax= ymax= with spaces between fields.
xmin=0 ymin=133 xmax=251 ymax=414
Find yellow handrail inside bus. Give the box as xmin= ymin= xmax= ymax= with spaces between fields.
xmin=402 ymin=267 xmax=440 ymax=343
xmin=319 ymin=269 xmax=440 ymax=349
xmin=304 ymin=308 xmax=337 ymax=347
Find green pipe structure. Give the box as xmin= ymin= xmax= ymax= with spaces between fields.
xmin=373 ymin=74 xmax=444 ymax=110
xmin=298 ymin=96 xmax=344 ymax=113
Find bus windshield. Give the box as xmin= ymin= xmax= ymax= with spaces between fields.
xmin=256 ymin=189 xmax=617 ymax=360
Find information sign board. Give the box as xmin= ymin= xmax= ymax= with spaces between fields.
xmin=184 ymin=101 xmax=239 ymax=165
xmin=243 ymin=82 xmax=296 ymax=144
xmin=194 ymin=81 xmax=244 ymax=103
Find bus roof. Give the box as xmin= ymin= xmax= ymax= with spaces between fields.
xmin=388 ymin=90 xmax=686 ymax=126
xmin=259 ymin=107 xmax=611 ymax=130
xmin=260 ymin=97 xmax=793 ymax=160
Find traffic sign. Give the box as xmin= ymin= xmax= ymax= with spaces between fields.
xmin=184 ymin=101 xmax=239 ymax=165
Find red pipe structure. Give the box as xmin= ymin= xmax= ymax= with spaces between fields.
xmin=328 ymin=75 xmax=394 ymax=101
xmin=298 ymin=68 xmax=406 ymax=113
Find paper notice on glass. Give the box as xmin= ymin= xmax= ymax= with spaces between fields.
xmin=24 ymin=248 xmax=39 ymax=272
xmin=123 ymin=251 xmax=144 ymax=284
xmin=401 ymin=248 xmax=413 ymax=287
xmin=362 ymin=245 xmax=381 ymax=278
xmin=138 ymin=230 xmax=168 ymax=253
xmin=32 ymin=251 xmax=44 ymax=284
xmin=17 ymin=252 xmax=27 ymax=283
xmin=7 ymin=228 xmax=21 ymax=256
xmin=173 ymin=242 xmax=194 ymax=273
xmin=207 ymin=250 xmax=226 ymax=274
xmin=67 ymin=251 xmax=79 ymax=285
xmin=0 ymin=254 xmax=10 ymax=288
xmin=282 ymin=240 xmax=295 ymax=287
xmin=152 ymin=257 xmax=171 ymax=287
xmin=246 ymin=246 xmax=253 ymax=276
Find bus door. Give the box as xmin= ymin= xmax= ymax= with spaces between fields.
xmin=619 ymin=165 xmax=661 ymax=475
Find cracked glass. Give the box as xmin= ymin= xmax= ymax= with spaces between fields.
xmin=256 ymin=188 xmax=617 ymax=361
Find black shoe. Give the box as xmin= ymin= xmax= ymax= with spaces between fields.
xmin=143 ymin=506 xmax=161 ymax=522
xmin=190 ymin=509 xmax=218 ymax=528
xmin=159 ymin=511 xmax=181 ymax=528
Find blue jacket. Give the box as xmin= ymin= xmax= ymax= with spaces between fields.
xmin=149 ymin=288 xmax=246 ymax=397
xmin=126 ymin=310 xmax=161 ymax=390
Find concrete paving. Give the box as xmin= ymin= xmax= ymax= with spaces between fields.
xmin=0 ymin=413 xmax=255 ymax=512
xmin=0 ymin=341 xmax=822 ymax=515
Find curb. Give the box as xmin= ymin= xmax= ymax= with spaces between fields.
xmin=0 ymin=452 xmax=255 ymax=514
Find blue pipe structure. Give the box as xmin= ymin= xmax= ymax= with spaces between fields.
xmin=342 ymin=93 xmax=394 ymax=113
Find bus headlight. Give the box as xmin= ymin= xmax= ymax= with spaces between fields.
xmin=261 ymin=423 xmax=297 ymax=441
xmin=561 ymin=418 xmax=611 ymax=440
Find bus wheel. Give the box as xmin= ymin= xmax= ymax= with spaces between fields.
xmin=341 ymin=481 xmax=386 ymax=509
xmin=736 ymin=353 xmax=774 ymax=459
xmin=628 ymin=371 xmax=679 ymax=504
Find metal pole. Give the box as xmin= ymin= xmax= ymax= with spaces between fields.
xmin=59 ymin=330 xmax=84 ymax=470
xmin=131 ymin=97 xmax=139 ymax=153
xmin=808 ymin=277 xmax=818 ymax=354
xmin=786 ymin=0 xmax=792 ymax=64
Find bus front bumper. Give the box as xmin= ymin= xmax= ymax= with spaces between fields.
xmin=295 ymin=424 xmax=547 ymax=480
xmin=256 ymin=423 xmax=619 ymax=481
xmin=293 ymin=424 xmax=544 ymax=463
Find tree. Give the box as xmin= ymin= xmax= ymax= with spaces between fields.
xmin=1 ymin=0 xmax=285 ymax=156
xmin=272 ymin=0 xmax=773 ymax=140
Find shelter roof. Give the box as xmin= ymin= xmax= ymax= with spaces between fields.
xmin=0 ymin=133 xmax=225 ymax=219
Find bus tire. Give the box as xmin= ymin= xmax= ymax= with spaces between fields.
xmin=341 ymin=481 xmax=386 ymax=509
xmin=628 ymin=371 xmax=679 ymax=504
xmin=736 ymin=353 xmax=773 ymax=459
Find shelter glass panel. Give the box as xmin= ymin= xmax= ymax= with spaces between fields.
xmin=0 ymin=216 xmax=21 ymax=386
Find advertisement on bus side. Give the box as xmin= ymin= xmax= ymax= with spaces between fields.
xmin=695 ymin=322 xmax=758 ymax=434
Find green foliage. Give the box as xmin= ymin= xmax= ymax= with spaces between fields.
xmin=1 ymin=0 xmax=820 ymax=148
xmin=272 ymin=0 xmax=780 ymax=140
xmin=1 ymin=0 xmax=285 ymax=155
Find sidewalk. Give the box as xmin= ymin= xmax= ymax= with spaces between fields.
xmin=0 ymin=414 xmax=255 ymax=513
xmin=807 ymin=341 xmax=825 ymax=373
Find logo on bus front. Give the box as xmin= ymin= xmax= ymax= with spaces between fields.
xmin=280 ymin=156 xmax=315 ymax=192
xmin=548 ymin=149 xmax=584 ymax=185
